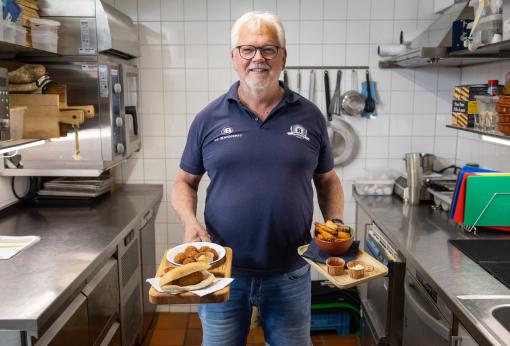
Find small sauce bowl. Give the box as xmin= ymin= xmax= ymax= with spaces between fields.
xmin=347 ymin=260 xmax=374 ymax=279
xmin=326 ymin=257 xmax=345 ymax=276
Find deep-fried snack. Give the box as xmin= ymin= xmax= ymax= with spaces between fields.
xmin=199 ymin=246 xmax=211 ymax=253
xmin=185 ymin=250 xmax=198 ymax=259
xmin=209 ymin=248 xmax=219 ymax=260
xmin=173 ymin=271 xmax=204 ymax=286
xmin=315 ymin=227 xmax=336 ymax=240
xmin=325 ymin=220 xmax=339 ymax=231
xmin=173 ymin=252 xmax=187 ymax=264
xmin=182 ymin=257 xmax=195 ymax=264
xmin=184 ymin=246 xmax=198 ymax=254
xmin=315 ymin=222 xmax=338 ymax=236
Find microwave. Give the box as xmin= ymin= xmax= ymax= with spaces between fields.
xmin=2 ymin=56 xmax=141 ymax=176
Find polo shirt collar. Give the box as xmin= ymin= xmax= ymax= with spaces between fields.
xmin=226 ymin=80 xmax=300 ymax=105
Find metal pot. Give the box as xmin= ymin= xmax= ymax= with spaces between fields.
xmin=404 ymin=153 xmax=435 ymax=174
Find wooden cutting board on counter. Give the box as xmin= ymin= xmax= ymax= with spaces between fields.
xmin=46 ymin=83 xmax=95 ymax=118
xmin=149 ymin=247 xmax=232 ymax=304
xmin=9 ymin=94 xmax=85 ymax=139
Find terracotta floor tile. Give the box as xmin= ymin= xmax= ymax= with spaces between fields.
xmin=150 ymin=329 xmax=186 ymax=346
xmin=322 ymin=334 xmax=358 ymax=346
xmin=188 ymin=313 xmax=202 ymax=329
xmin=184 ymin=328 xmax=202 ymax=345
xmin=155 ymin=313 xmax=189 ymax=330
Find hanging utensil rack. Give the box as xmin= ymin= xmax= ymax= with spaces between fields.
xmin=285 ymin=66 xmax=369 ymax=70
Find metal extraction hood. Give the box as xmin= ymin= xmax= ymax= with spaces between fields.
xmin=379 ymin=1 xmax=504 ymax=67
xmin=38 ymin=0 xmax=139 ymax=59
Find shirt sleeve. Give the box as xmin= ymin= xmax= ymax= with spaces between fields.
xmin=314 ymin=114 xmax=334 ymax=174
xmin=180 ymin=117 xmax=206 ymax=175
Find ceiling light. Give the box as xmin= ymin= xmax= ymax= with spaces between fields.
xmin=480 ymin=135 xmax=510 ymax=146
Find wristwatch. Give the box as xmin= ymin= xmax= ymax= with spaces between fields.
xmin=331 ymin=218 xmax=344 ymax=225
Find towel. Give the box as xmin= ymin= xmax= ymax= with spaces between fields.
xmin=302 ymin=241 xmax=360 ymax=264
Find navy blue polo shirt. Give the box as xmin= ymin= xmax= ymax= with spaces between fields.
xmin=180 ymin=81 xmax=333 ymax=275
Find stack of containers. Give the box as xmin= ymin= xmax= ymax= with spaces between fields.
xmin=29 ymin=18 xmax=60 ymax=53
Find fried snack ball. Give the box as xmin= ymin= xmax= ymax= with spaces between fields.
xmin=173 ymin=252 xmax=187 ymax=264
xmin=173 ymin=271 xmax=204 ymax=286
xmin=184 ymin=246 xmax=198 ymax=254
xmin=199 ymin=246 xmax=211 ymax=253
xmin=209 ymin=248 xmax=218 ymax=260
xmin=185 ymin=250 xmax=198 ymax=259
xmin=182 ymin=257 xmax=195 ymax=264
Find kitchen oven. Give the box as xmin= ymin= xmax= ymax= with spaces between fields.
xmin=361 ymin=223 xmax=405 ymax=346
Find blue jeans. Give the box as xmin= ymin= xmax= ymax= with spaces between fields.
xmin=198 ymin=264 xmax=312 ymax=346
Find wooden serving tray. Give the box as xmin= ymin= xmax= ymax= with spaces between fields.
xmin=149 ymin=247 xmax=232 ymax=304
xmin=298 ymin=244 xmax=388 ymax=289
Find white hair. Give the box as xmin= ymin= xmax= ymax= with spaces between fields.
xmin=231 ymin=11 xmax=286 ymax=49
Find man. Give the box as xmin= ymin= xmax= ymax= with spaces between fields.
xmin=171 ymin=11 xmax=344 ymax=346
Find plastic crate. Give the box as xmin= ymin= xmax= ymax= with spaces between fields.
xmin=310 ymin=311 xmax=350 ymax=336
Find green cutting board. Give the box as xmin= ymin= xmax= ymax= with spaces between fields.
xmin=464 ymin=175 xmax=510 ymax=226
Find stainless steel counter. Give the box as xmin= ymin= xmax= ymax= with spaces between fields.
xmin=354 ymin=193 xmax=510 ymax=346
xmin=0 ymin=184 xmax=163 ymax=335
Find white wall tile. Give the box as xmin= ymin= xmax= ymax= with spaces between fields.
xmin=411 ymin=136 xmax=434 ymax=153
xmin=434 ymin=136 xmax=457 ymax=159
xmin=165 ymin=114 xmax=188 ymax=136
xmin=208 ymin=69 xmax=232 ymax=90
xmin=140 ymin=46 xmax=163 ymax=68
xmin=207 ymin=21 xmax=230 ymax=44
xmin=412 ymin=114 xmax=436 ymax=136
xmin=390 ymin=113 xmax=412 ymax=135
xmin=371 ymin=0 xmax=394 ymax=20
xmin=414 ymin=68 xmax=438 ymax=92
xmin=185 ymin=22 xmax=208 ymax=44
xmin=390 ymin=91 xmax=413 ymax=114
xmin=164 ymin=92 xmax=187 ymax=113
xmin=413 ymin=90 xmax=437 ymax=114
xmin=347 ymin=0 xmax=371 ymax=20
xmin=161 ymin=22 xmax=185 ymax=44
xmin=300 ymin=0 xmax=323 ymax=20
xmin=186 ymin=69 xmax=208 ymax=91
xmin=323 ymin=45 xmax=346 ymax=65
xmin=437 ymin=68 xmax=461 ymax=91
xmin=231 ymin=0 xmax=253 ymax=19
xmin=184 ymin=0 xmax=207 ymax=20
xmin=323 ymin=21 xmax=347 ymax=44
xmin=122 ymin=158 xmax=144 ymax=181
xmin=345 ymin=45 xmax=369 ymax=65
xmin=207 ymin=0 xmax=230 ymax=20
xmin=144 ymin=159 xmax=167 ymax=180
xmin=391 ymin=69 xmax=415 ymax=91
xmin=187 ymin=92 xmax=210 ymax=114
xmin=370 ymin=21 xmax=394 ymax=44
xmin=139 ymin=22 xmax=162 ymax=44
xmin=300 ymin=45 xmax=323 ymax=65
xmin=143 ymin=137 xmax=166 ymax=158
xmin=161 ymin=0 xmax=184 ymax=21
xmin=141 ymin=92 xmax=164 ymax=114
xmin=346 ymin=21 xmax=370 ymax=44
xmin=207 ymin=45 xmax=231 ymax=67
xmin=366 ymin=113 xmax=390 ymax=136
xmin=366 ymin=137 xmax=389 ymax=159
xmin=162 ymin=45 xmax=185 ymax=68
xmin=277 ymin=0 xmax=300 ymax=20
xmin=418 ymin=0 xmax=435 ymax=20
xmin=394 ymin=0 xmax=418 ymax=20
xmin=389 ymin=136 xmax=411 ymax=158
xmin=138 ymin=0 xmax=161 ymax=21
xmin=163 ymin=69 xmax=186 ymax=91
xmin=300 ymin=21 xmax=323 ymax=44
xmin=116 ymin=0 xmax=138 ymax=21
xmin=165 ymin=137 xmax=187 ymax=158
xmin=142 ymin=114 xmax=166 ymax=137
xmin=324 ymin=0 xmax=347 ymax=20
xmin=392 ymin=20 xmax=417 ymax=44
xmin=185 ymin=45 xmax=209 ymax=68
xmin=140 ymin=69 xmax=164 ymax=91
xmin=254 ymin=0 xmax=277 ymax=12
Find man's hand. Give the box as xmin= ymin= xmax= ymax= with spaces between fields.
xmin=184 ymin=221 xmax=211 ymax=243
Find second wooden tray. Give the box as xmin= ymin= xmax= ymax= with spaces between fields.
xmin=149 ymin=247 xmax=232 ymax=304
xmin=298 ymin=244 xmax=388 ymax=289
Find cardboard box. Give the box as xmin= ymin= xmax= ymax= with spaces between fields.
xmin=451 ymin=84 xmax=487 ymax=128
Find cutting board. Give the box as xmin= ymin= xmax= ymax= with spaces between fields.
xmin=9 ymin=94 xmax=85 ymax=139
xmin=298 ymin=245 xmax=388 ymax=289
xmin=149 ymin=247 xmax=232 ymax=304
xmin=46 ymin=83 xmax=95 ymax=118
xmin=464 ymin=175 xmax=510 ymax=226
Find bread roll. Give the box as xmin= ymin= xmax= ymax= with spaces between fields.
xmin=160 ymin=261 xmax=214 ymax=294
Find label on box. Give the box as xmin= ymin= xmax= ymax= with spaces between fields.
xmin=452 ymin=100 xmax=478 ymax=115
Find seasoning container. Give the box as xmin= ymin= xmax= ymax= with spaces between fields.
xmin=326 ymin=257 xmax=345 ymax=276
xmin=488 ymin=80 xmax=499 ymax=96
xmin=347 ymin=260 xmax=374 ymax=279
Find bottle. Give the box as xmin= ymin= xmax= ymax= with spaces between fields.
xmin=487 ymin=79 xmax=499 ymax=96
xmin=504 ymin=72 xmax=510 ymax=95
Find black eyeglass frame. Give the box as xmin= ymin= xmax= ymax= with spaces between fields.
xmin=235 ymin=45 xmax=281 ymax=60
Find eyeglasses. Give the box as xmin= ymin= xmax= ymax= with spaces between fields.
xmin=236 ymin=45 xmax=280 ymax=60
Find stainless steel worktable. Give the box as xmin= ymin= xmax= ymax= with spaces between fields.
xmin=0 ymin=184 xmax=163 ymax=335
xmin=354 ymin=193 xmax=510 ymax=346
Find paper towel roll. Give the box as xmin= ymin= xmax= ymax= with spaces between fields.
xmin=377 ymin=44 xmax=406 ymax=57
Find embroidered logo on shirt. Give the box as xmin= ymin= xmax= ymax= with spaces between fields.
xmin=287 ymin=124 xmax=310 ymax=141
xmin=215 ymin=126 xmax=242 ymax=142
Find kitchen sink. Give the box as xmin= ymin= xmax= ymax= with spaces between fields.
xmin=457 ymin=295 xmax=510 ymax=345
xmin=492 ymin=305 xmax=510 ymax=333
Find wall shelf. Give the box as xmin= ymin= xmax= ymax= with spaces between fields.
xmin=446 ymin=125 xmax=510 ymax=142
xmin=0 ymin=40 xmax=57 ymax=59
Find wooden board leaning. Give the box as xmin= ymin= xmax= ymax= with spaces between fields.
xmin=297 ymin=244 xmax=388 ymax=289
xmin=149 ymin=247 xmax=232 ymax=304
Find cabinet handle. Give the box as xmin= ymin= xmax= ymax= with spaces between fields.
xmin=451 ymin=336 xmax=463 ymax=346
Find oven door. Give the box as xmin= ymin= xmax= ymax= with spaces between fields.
xmin=120 ymin=64 xmax=141 ymax=158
